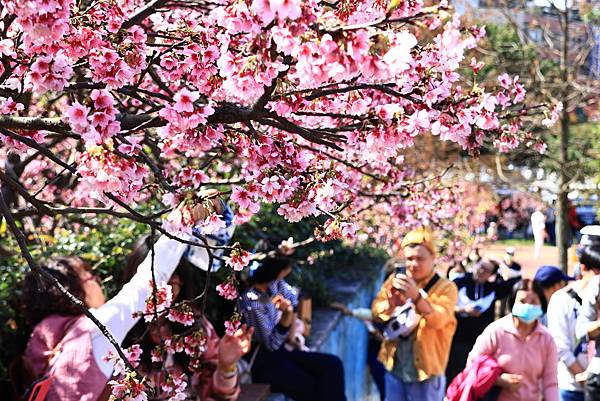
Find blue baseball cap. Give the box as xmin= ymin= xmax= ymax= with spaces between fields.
xmin=534 ymin=265 xmax=575 ymax=286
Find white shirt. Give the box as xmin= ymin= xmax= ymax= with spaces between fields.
xmin=89 ymin=234 xmax=200 ymax=377
xmin=547 ymin=281 xmax=588 ymax=391
xmin=531 ymin=210 xmax=546 ymax=233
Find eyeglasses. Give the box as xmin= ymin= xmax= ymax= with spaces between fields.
xmin=81 ymin=273 xmax=101 ymax=284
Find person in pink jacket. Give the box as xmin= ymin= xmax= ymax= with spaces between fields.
xmin=468 ymin=279 xmax=559 ymax=401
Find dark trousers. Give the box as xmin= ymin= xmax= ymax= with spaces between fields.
xmin=586 ymin=373 xmax=600 ymax=401
xmin=445 ymin=339 xmax=473 ymax=385
xmin=251 ymin=347 xmax=347 ymax=401
xmin=367 ymin=335 xmax=386 ymax=401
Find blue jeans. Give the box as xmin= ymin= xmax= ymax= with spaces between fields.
xmin=384 ymin=372 xmax=445 ymax=401
xmin=561 ymin=389 xmax=584 ymax=401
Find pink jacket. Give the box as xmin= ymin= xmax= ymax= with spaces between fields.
xmin=468 ymin=315 xmax=559 ymax=401
xmin=445 ymin=354 xmax=502 ymax=401
xmin=25 ymin=314 xmax=108 ymax=401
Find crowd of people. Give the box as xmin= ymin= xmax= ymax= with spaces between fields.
xmin=10 ymin=195 xmax=347 ymax=401
xmin=8 ymin=190 xmax=600 ymax=401
xmin=363 ymin=226 xmax=600 ymax=401
xmin=482 ymin=196 xmax=585 ymax=248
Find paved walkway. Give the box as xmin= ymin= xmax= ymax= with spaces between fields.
xmin=482 ymin=243 xmax=577 ymax=278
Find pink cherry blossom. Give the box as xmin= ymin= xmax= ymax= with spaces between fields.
xmin=216 ymin=282 xmax=239 ymax=300
xmin=142 ymin=282 xmax=173 ymax=322
xmin=200 ymin=213 xmax=226 ymax=235
xmin=166 ymin=305 xmax=195 ymax=326
xmin=65 ymin=102 xmax=90 ymax=131
xmin=224 ymin=319 xmax=241 ymax=336
xmin=173 ymin=89 xmax=199 ymax=113
xmin=225 ymin=249 xmax=251 ymax=271
xmin=541 ymin=102 xmax=563 ymax=127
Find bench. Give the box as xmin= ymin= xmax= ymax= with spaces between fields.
xmin=238 ymin=384 xmax=290 ymax=401
xmin=238 ymin=384 xmax=270 ymax=401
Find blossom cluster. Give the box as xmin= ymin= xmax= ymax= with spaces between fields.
xmin=66 ymin=90 xmax=121 ymax=145
xmin=142 ymin=282 xmax=173 ymax=322
xmin=1 ymin=0 xmax=555 ymax=232
xmin=77 ymin=142 xmax=147 ymax=205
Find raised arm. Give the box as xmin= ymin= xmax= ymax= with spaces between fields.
xmin=92 ymin=235 xmax=190 ymax=343
xmin=91 ymin=202 xmax=235 ymax=377
xmin=372 ymin=275 xmax=396 ymax=323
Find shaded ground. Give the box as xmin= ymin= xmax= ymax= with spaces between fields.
xmin=483 ymin=241 xmax=577 ymax=278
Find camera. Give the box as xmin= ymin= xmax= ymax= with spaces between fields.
xmin=392 ymin=264 xmax=407 ymax=291
xmin=383 ymin=301 xmax=419 ymax=340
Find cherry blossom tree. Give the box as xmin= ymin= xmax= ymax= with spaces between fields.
xmin=0 ymin=0 xmax=557 ymax=399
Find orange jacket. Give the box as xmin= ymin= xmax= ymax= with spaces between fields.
xmin=372 ymin=273 xmax=458 ymax=381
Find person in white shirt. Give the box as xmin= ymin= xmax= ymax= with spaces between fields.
xmin=550 ymin=245 xmax=600 ymax=401
xmin=16 ymin=195 xmax=236 ymax=401
xmin=532 ymin=206 xmax=547 ymax=259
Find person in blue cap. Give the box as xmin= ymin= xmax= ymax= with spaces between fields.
xmin=575 ymin=244 xmax=600 ymax=401
xmin=533 ymin=265 xmax=575 ymax=326
xmin=548 ymin=245 xmax=600 ymax=401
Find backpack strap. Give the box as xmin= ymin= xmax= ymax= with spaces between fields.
xmin=423 ymin=273 xmax=441 ymax=294
xmin=26 ymin=376 xmax=53 ymax=401
xmin=567 ymin=288 xmax=582 ymax=305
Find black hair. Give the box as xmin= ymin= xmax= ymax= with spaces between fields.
xmin=250 ymin=257 xmax=294 ymax=285
xmin=580 ymin=244 xmax=600 ymax=271
xmin=488 ymin=258 xmax=500 ymax=274
xmin=532 ymin=279 xmax=549 ymax=313
xmin=21 ymin=257 xmax=89 ymax=326
xmin=507 ymin=279 xmax=538 ymax=311
xmin=254 ymin=238 xmax=279 ymax=254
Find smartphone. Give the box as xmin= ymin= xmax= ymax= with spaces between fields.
xmin=395 ymin=265 xmax=406 ymax=276
xmin=392 ymin=265 xmax=406 ymax=290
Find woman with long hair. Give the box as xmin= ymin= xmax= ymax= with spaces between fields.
xmin=12 ymin=196 xmax=236 ymax=401
xmin=120 ymin=233 xmax=253 ymax=401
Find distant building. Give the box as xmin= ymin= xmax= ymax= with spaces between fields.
xmin=454 ymin=0 xmax=600 ymax=77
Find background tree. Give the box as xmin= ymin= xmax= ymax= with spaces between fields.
xmin=462 ymin=0 xmax=600 ymax=269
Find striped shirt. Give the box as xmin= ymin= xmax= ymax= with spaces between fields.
xmin=238 ymin=279 xmax=299 ymax=351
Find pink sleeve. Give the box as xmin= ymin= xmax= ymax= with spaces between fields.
xmin=199 ymin=319 xmax=240 ymax=401
xmin=542 ymin=335 xmax=559 ymax=401
xmin=467 ymin=326 xmax=496 ymax=366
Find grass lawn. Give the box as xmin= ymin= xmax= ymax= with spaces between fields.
xmin=494 ymin=238 xmax=536 ymax=247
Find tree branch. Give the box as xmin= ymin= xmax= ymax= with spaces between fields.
xmin=121 ymin=0 xmax=169 ymax=29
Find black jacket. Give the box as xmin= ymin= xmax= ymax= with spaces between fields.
xmin=452 ymin=273 xmax=519 ymax=343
